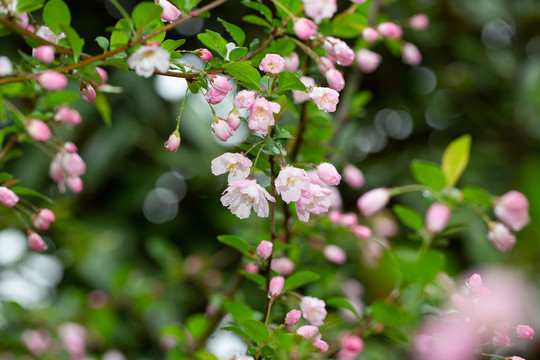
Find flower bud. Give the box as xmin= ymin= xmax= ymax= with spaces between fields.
xmin=357 ymin=188 xmax=389 ymax=216
xmin=164 ymin=130 xmax=181 ymax=152
xmin=343 ymin=164 xmax=364 ymax=189
xmin=340 ymin=212 xmax=358 ymax=228
xmin=284 ymin=52 xmax=300 ymax=72
xmin=356 ymin=49 xmax=382 ymax=73
xmin=296 ymin=325 xmax=319 ymax=339
xmin=317 ymin=162 xmax=341 ymax=186
xmin=256 ymin=240 xmax=273 ymax=259
xmin=245 ymin=262 xmax=259 ymax=274
xmin=64 ymin=142 xmax=78 ymax=153
xmin=323 ymin=245 xmax=347 ymax=264
xmin=328 ymin=210 xmax=342 ymax=224
xmin=196 ymin=48 xmax=212 ymax=62
xmin=22 ymin=329 xmax=51 ymax=355
xmin=409 ymin=14 xmax=429 ymax=31
xmin=285 ymin=309 xmax=302 ymax=327
xmin=362 ymin=27 xmax=378 ymax=43
xmin=271 ymin=257 xmax=295 ymax=276
xmin=0 ymin=186 xmax=19 ymax=207
xmin=212 ymin=117 xmax=233 ymax=141
xmin=313 ymin=338 xmax=329 ymax=352
xmin=259 ymin=54 xmax=285 ymax=75
xmin=96 ymin=67 xmax=108 ymax=86
xmin=342 ymin=335 xmax=364 ymax=353
xmin=325 ymin=68 xmax=345 ymax=92
xmin=487 ymin=222 xmax=516 ymax=252
xmin=402 ymin=42 xmax=422 ymax=66
xmin=234 ymin=90 xmax=256 ymax=109
xmin=54 ymin=106 xmax=82 ymax=126
xmin=494 ymin=190 xmax=530 ymax=231
xmin=516 ymin=325 xmax=534 ymax=340
xmin=62 ymin=153 xmax=86 ymax=177
xmin=294 ymin=17 xmax=317 ymax=40
xmin=269 ymin=276 xmax=284 ymax=298
xmin=227 ymin=109 xmax=241 ymax=130
xmin=352 ymin=224 xmax=372 ymax=239
xmin=37 ymin=71 xmax=67 ymax=90
xmin=35 ymin=45 xmax=55 ymax=64
xmin=425 ymin=203 xmax=450 ymax=233
xmin=377 ymin=22 xmax=403 ymax=39
xmin=67 ymin=176 xmax=83 ymax=193
xmin=26 ymin=119 xmax=51 ymax=142
xmin=317 ymin=56 xmax=335 ymax=76
xmin=80 ymin=82 xmax=96 ymax=104
xmin=158 ymin=0 xmax=182 ymax=22
xmin=33 ymin=208 xmax=56 ymax=231
xmin=28 ymin=231 xmax=47 ymax=252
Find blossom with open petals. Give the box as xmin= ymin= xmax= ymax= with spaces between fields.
xmin=248 ymin=98 xmax=280 ymax=135
xmin=275 ymin=166 xmax=311 ymax=203
xmin=127 ymin=44 xmax=170 ymax=78
xmin=310 ymin=87 xmax=339 ymax=112
xmin=296 ymin=184 xmax=333 ymax=222
xmin=221 ymin=179 xmax=276 ymax=219
xmin=211 ymin=153 xmax=252 ymax=182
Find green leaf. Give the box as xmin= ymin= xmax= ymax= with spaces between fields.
xmin=462 ymin=186 xmax=493 ymax=207
xmin=331 ymin=13 xmax=365 ymax=38
xmin=410 ymin=160 xmax=446 ymax=192
xmin=94 ymin=92 xmax=112 ymax=127
xmin=220 ymin=326 xmax=250 ymax=342
xmin=277 ymin=71 xmax=307 ymax=93
xmin=0 ymin=173 xmax=13 ymax=183
xmin=110 ymin=18 xmax=131 ymax=50
xmin=243 ymin=319 xmax=269 ymax=344
xmin=217 ymin=235 xmax=252 ymax=257
xmin=131 ymin=2 xmax=162 ymax=31
xmin=161 ymin=325 xmax=186 ymax=344
xmin=242 ymin=1 xmax=273 ymax=22
xmin=197 ymin=30 xmax=228 ymax=59
xmin=273 ymin=126 xmax=293 ymax=140
xmin=42 ymin=0 xmax=71 ymax=35
xmin=61 ymin=24 xmax=84 ymax=61
xmin=392 ymin=205 xmax=424 ymax=230
xmin=10 ymin=186 xmax=52 ymax=203
xmin=266 ymin=136 xmax=281 ymax=156
xmin=239 ymin=270 xmax=266 ymax=287
xmin=186 ymin=314 xmax=209 ymax=339
xmin=100 ymin=58 xmax=129 ymax=71
xmin=326 ymin=296 xmax=361 ymax=319
xmin=283 ymin=271 xmax=320 ymax=291
xmin=161 ymin=39 xmax=186 ymax=52
xmin=95 ymin=36 xmax=110 ymax=51
xmin=217 ymin=18 xmax=246 ymax=46
xmin=222 ymin=62 xmax=261 ymax=90
xmin=17 ymin=0 xmax=45 ymax=12
xmin=441 ymin=134 xmax=471 ymax=188
xmin=370 ymin=300 xmax=408 ymax=327
xmin=44 ymin=90 xmax=80 ymax=107
xmin=242 ymin=15 xmax=271 ymax=28
xmin=224 ymin=301 xmax=253 ymax=324
xmin=228 ymin=47 xmax=248 ymax=62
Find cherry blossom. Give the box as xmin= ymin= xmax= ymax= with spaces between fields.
xmin=248 ymin=97 xmax=280 ymax=135
xmin=211 ymin=152 xmax=252 ymax=182
xmin=127 ymin=44 xmax=170 ymax=78
xmin=220 ymin=179 xmax=275 ymax=219
xmin=275 ymin=166 xmax=311 ymax=203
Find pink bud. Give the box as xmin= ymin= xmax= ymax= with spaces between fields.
xmin=96 ymin=67 xmax=108 ymax=86
xmin=259 ymin=54 xmax=285 ymax=75
xmin=64 ymin=142 xmax=78 ymax=153
xmin=323 ymin=245 xmax=347 ymax=264
xmin=80 ymin=82 xmax=96 ymax=104
xmin=466 ymin=273 xmax=490 ymax=297
xmin=425 ymin=203 xmax=450 ymax=233
xmin=409 ymin=14 xmax=429 ymax=31
xmin=54 ymin=106 xmax=82 ymax=126
xmin=158 ymin=0 xmax=182 ymax=22
xmin=227 ymin=109 xmax=241 ymax=131
xmin=22 ymin=329 xmax=51 ymax=355
xmin=377 ymin=22 xmax=403 ymax=39
xmin=285 ymin=309 xmax=302 ymax=327
xmin=234 ymin=90 xmax=256 ymax=109
xmin=33 ymin=208 xmax=56 ymax=231
xmin=342 ymin=335 xmax=364 ymax=353
xmin=67 ymin=176 xmax=83 ymax=193
xmin=164 ymin=130 xmax=181 ymax=152
xmin=26 ymin=119 xmax=51 ymax=142
xmin=328 ymin=210 xmax=342 ymax=224
xmin=37 ymin=71 xmax=67 ymax=90
xmin=62 ymin=153 xmax=86 ymax=177
xmin=34 ymin=45 xmax=55 ymax=64
xmin=196 ymin=48 xmax=212 ymax=62
xmin=245 ymin=262 xmax=259 ymax=274
xmin=487 ymin=222 xmax=516 ymax=252
xmin=0 ymin=186 xmax=19 ymax=207
xmin=256 ymin=240 xmax=273 ymax=259
xmin=340 ymin=212 xmax=358 ymax=228
xmin=402 ymin=42 xmax=422 ymax=66
xmin=343 ymin=164 xmax=364 ymax=189
xmin=312 ymin=338 xmax=329 ymax=352
xmin=294 ymin=17 xmax=317 ymax=40
xmin=284 ymin=52 xmax=300 ymax=72
xmin=362 ymin=27 xmax=379 ymax=43
xmin=516 ymin=325 xmax=534 ymax=340
xmin=356 ymin=49 xmax=382 ymax=73
xmin=269 ymin=276 xmax=284 ymax=298
xmin=317 ymin=162 xmax=341 ymax=186
xmin=352 ymin=225 xmax=372 ymax=239
xmin=494 ymin=190 xmax=530 ymax=231
xmin=212 ymin=117 xmax=233 ymax=141
xmin=325 ymin=68 xmax=345 ymax=92
xmin=271 ymin=257 xmax=295 ymax=276
xmin=317 ymin=56 xmax=335 ymax=76
xmin=296 ymin=325 xmax=319 ymax=339
xmin=357 ymin=188 xmax=389 ymax=216
xmin=28 ymin=231 xmax=47 ymax=252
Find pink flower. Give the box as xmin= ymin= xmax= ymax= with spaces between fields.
xmin=356 ymin=49 xmax=382 ymax=73
xmin=220 ymin=179 xmax=275 ymax=219
xmin=317 ymin=56 xmax=335 ymax=76
xmin=324 ymin=37 xmax=354 ymax=66
xmin=28 ymin=231 xmax=47 ymax=252
xmin=425 ymin=203 xmax=450 ymax=233
xmin=37 ymin=71 xmax=67 ymax=90
xmin=312 ymin=338 xmax=329 ymax=352
xmin=323 ymin=245 xmax=346 ymax=264
xmin=300 ymin=296 xmax=327 ymax=326
xmin=284 ymin=52 xmax=300 ymax=72
xmin=325 ymin=68 xmax=345 ymax=91
xmin=402 ymin=42 xmax=422 ymax=66
xmin=362 ymin=27 xmax=378 ymax=43
xmin=34 ymin=45 xmax=55 ymax=64
xmin=205 ymin=87 xmax=227 ymax=105
xmin=211 ymin=152 xmax=252 ymax=182
xmin=212 ymin=117 xmax=233 ymax=141
xmin=206 ymin=75 xmax=232 ymax=105
xmin=409 ymin=14 xmax=429 ymax=31
xmin=256 ymin=240 xmax=273 ymax=259
xmin=294 ymin=17 xmax=317 ymax=40
xmin=343 ymin=164 xmax=364 ymax=189
xmin=357 ymin=188 xmax=389 ymax=216
xmin=127 ymin=44 xmax=170 ymax=77
xmin=296 ymin=184 xmax=333 ymax=222
xmin=26 ymin=119 xmax=51 ymax=142
xmin=0 ymin=186 xmax=19 ymax=207
xmin=158 ymin=0 xmax=181 ymax=22
xmin=227 ymin=109 xmax=242 ymax=130
xmin=377 ymin=22 xmax=403 ymax=39
xmin=33 ymin=208 xmax=55 ymax=231
xmin=352 ymin=225 xmax=372 ymax=239
xmin=58 ymin=322 xmax=87 ymax=360
xmin=80 ymin=82 xmax=96 ymax=104
xmin=310 ymin=87 xmax=339 ymax=112
xmin=22 ymin=329 xmax=51 ymax=355
xmin=317 ymin=162 xmax=341 ymax=186
xmin=271 ymin=257 xmax=295 ymax=275
xmin=293 ymin=76 xmax=315 ymax=103
xmin=49 ymin=145 xmax=86 ymax=194
xmin=492 ymin=322 xmax=512 ymax=346
xmin=494 ymin=190 xmax=530 ymax=231
xmin=487 ymin=222 xmax=516 ymax=252
xmin=54 ymin=106 xmax=82 ymax=126
xmin=269 ymin=276 xmax=284 ymax=298
xmin=302 ymin=0 xmax=337 ymax=23
xmin=285 ymin=309 xmax=302 ymax=327
xmin=245 ymin=262 xmax=258 ymax=273
xmin=259 ymin=54 xmax=285 ymax=75
xmin=248 ymin=97 xmax=280 ymax=135
xmin=516 ymin=325 xmax=534 ymax=340
xmin=196 ymin=48 xmax=212 ymax=62
xmin=164 ymin=130 xmax=181 ymax=152
xmin=328 ymin=210 xmax=342 ymax=224
xmin=275 ymin=166 xmax=311 ymax=203
xmin=296 ymin=325 xmax=319 ymax=339
xmin=234 ymin=90 xmax=256 ymax=109
xmin=0 ymin=56 xmax=13 ymax=76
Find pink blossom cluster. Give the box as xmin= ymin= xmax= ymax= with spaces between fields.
xmin=205 ymin=75 xmax=232 ymax=105
xmin=49 ymin=142 xmax=86 ymax=194
xmin=487 ymin=190 xmax=529 ymax=252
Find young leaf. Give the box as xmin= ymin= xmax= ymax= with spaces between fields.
xmin=95 ymin=92 xmax=112 ymax=127
xmin=266 ymin=136 xmax=281 ymax=156
xmin=369 ymin=300 xmax=408 ymax=327
xmin=110 ymin=18 xmax=131 ymax=50
xmin=217 ymin=18 xmax=246 ymax=46
xmin=222 ymin=62 xmax=261 ymax=90
xmin=10 ymin=186 xmax=52 ymax=203
xmin=61 ymin=24 xmax=85 ymax=61
xmin=217 ymin=235 xmax=252 ymax=257
xmin=462 ymin=186 xmax=493 ymax=207
xmin=228 ymin=47 xmax=248 ymax=62
xmin=17 ymin=0 xmax=45 ymax=12
xmin=242 ymin=1 xmax=273 ymax=22
xmin=224 ymin=301 xmax=253 ymax=323
xmin=95 ymin=36 xmax=110 ymax=51
xmin=44 ymin=90 xmax=80 ymax=107
xmin=162 ymin=39 xmax=186 ymax=52
xmin=283 ymin=271 xmax=320 ymax=291
xmin=197 ymin=30 xmax=228 ymax=59
xmin=441 ymin=134 xmax=471 ymax=188
xmin=239 ymin=270 xmax=266 ymax=287
xmin=410 ymin=160 xmax=446 ymax=192
xmin=242 ymin=15 xmax=271 ymax=28
xmin=277 ymin=71 xmax=307 ymax=93
xmin=43 ymin=0 xmax=71 ymax=35
xmin=131 ymin=2 xmax=162 ymax=31
xmin=392 ymin=205 xmax=424 ymax=230
xmin=243 ymin=319 xmax=269 ymax=344
xmin=186 ymin=314 xmax=209 ymax=339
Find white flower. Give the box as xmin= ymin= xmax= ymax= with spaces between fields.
xmin=275 ymin=166 xmax=310 ymax=203
xmin=127 ymin=45 xmax=170 ymax=78
xmin=300 ymin=296 xmax=327 ymax=326
xmin=221 ymin=179 xmax=276 ymax=219
xmin=211 ymin=153 xmax=252 ymax=182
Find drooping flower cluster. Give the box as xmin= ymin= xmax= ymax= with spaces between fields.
xmin=49 ymin=142 xmax=86 ymax=194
